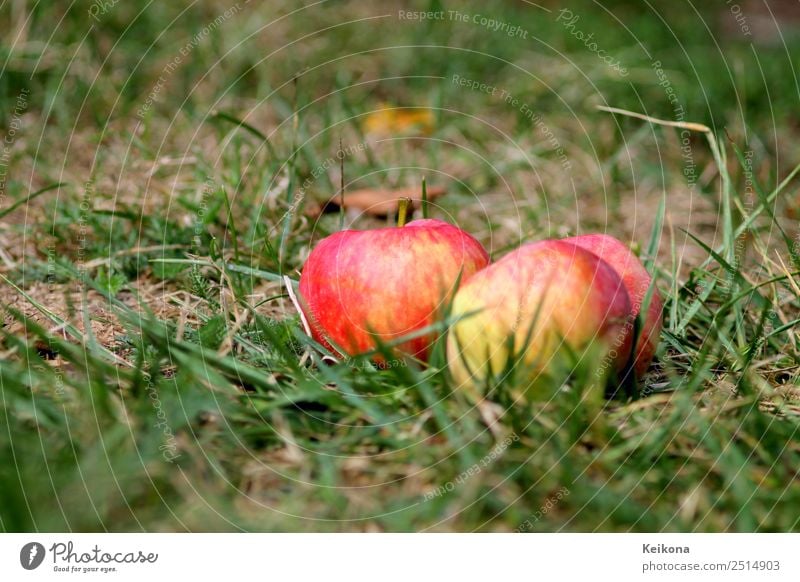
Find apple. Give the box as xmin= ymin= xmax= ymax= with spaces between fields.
xmin=564 ymin=234 xmax=662 ymax=376
xmin=299 ymin=218 xmax=489 ymax=362
xmin=446 ymin=240 xmax=633 ymax=390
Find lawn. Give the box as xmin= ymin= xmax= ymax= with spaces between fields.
xmin=1 ymin=0 xmax=799 ymax=532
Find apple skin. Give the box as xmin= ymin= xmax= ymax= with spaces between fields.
xmin=299 ymin=219 xmax=489 ymax=361
xmin=564 ymin=234 xmax=663 ymax=377
xmin=447 ymin=240 xmax=633 ymax=389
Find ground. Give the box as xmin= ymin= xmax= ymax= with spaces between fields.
xmin=1 ymin=0 xmax=799 ymax=532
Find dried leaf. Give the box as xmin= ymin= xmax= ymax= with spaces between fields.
xmin=307 ymin=185 xmax=446 ymax=218
xmin=362 ymin=106 xmax=435 ymax=137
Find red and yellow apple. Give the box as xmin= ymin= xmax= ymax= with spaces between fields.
xmin=564 ymin=234 xmax=662 ymax=376
xmin=446 ymin=240 xmax=633 ymax=389
xmin=299 ymin=218 xmax=489 ymax=361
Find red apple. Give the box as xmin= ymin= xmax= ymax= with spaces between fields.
xmin=299 ymin=218 xmax=489 ymax=361
xmin=564 ymin=234 xmax=662 ymax=376
xmin=447 ymin=240 xmax=633 ymax=389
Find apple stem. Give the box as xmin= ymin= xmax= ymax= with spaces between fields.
xmin=338 ymin=137 xmax=345 ymax=231
xmin=397 ymin=197 xmax=411 ymax=227
xmin=421 ymin=176 xmax=429 ymax=219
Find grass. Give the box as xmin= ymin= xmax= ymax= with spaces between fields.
xmin=1 ymin=0 xmax=799 ymax=532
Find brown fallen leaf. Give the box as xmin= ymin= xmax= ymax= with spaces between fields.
xmin=306 ymin=185 xmax=446 ymax=218
xmin=362 ymin=106 xmax=435 ymax=137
